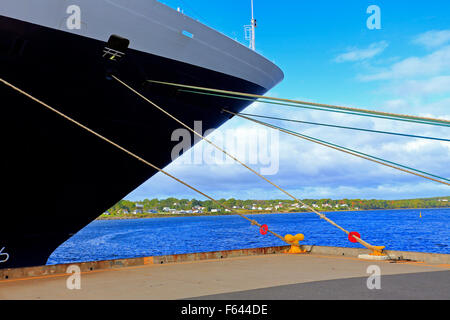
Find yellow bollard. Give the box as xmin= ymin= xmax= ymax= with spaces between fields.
xmin=369 ymin=246 xmax=386 ymax=256
xmin=283 ymin=233 xmax=307 ymax=254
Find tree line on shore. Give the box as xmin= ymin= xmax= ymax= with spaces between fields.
xmin=104 ymin=196 xmax=450 ymax=216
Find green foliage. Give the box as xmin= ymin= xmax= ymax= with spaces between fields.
xmin=103 ymin=196 xmax=450 ymax=217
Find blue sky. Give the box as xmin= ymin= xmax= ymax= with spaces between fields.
xmin=126 ymin=0 xmax=450 ymax=201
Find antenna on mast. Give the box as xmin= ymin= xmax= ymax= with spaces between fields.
xmin=244 ymin=0 xmax=256 ymax=50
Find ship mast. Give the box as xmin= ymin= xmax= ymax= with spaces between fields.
xmin=244 ymin=0 xmax=257 ymax=51
xmin=250 ymin=0 xmax=256 ymax=51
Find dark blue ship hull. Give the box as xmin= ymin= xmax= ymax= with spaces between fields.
xmin=0 ymin=15 xmax=267 ymax=269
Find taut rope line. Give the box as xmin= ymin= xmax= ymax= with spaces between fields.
xmin=146 ymin=80 xmax=450 ymax=126
xmin=237 ymin=112 xmax=450 ymax=142
xmin=112 ymin=76 xmax=382 ymax=253
xmin=180 ymin=89 xmax=450 ymax=128
xmin=224 ymin=109 xmax=450 ymax=187
xmin=0 ymin=76 xmax=286 ymax=245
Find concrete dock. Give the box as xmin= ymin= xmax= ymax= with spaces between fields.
xmin=1 ymin=245 xmax=449 ymax=300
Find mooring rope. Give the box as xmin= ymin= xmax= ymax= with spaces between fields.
xmin=146 ymin=80 xmax=450 ymax=127
xmin=0 ymin=75 xmax=385 ymax=252
xmin=111 ymin=76 xmax=382 ymax=252
xmin=223 ymin=109 xmax=450 ymax=187
xmin=238 ymin=112 xmax=450 ymax=142
xmin=0 ymin=76 xmax=286 ymax=245
xmin=180 ymin=89 xmax=450 ymax=128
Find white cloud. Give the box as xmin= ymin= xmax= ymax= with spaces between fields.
xmin=415 ymin=98 xmax=450 ymax=117
xmin=392 ymin=76 xmax=450 ymax=96
xmin=413 ymin=30 xmax=450 ymax=48
xmin=125 ymin=39 xmax=450 ymax=202
xmin=359 ymin=45 xmax=450 ymax=81
xmin=384 ymin=99 xmax=410 ymax=109
xmin=334 ymin=41 xmax=388 ymax=63
xmin=126 ymin=101 xmax=450 ymax=202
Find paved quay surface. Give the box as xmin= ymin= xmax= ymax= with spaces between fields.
xmin=1 ymin=252 xmax=449 ymax=300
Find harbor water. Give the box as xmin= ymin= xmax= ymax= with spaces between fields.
xmin=47 ymin=208 xmax=450 ymax=265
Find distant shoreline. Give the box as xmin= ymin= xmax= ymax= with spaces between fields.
xmin=96 ymin=207 xmax=449 ymax=220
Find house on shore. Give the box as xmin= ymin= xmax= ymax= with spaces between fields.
xmin=133 ymin=204 xmax=144 ymax=214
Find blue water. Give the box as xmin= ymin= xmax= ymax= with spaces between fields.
xmin=47 ymin=208 xmax=450 ymax=265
